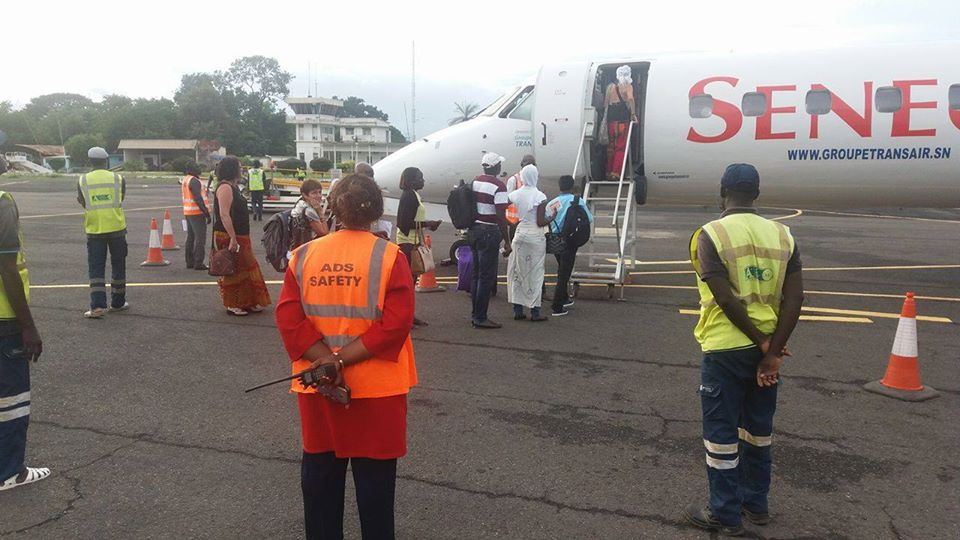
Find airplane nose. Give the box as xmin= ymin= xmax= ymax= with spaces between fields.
xmin=373 ymin=139 xmax=429 ymax=195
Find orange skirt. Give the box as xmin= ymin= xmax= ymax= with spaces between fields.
xmin=213 ymin=232 xmax=272 ymax=309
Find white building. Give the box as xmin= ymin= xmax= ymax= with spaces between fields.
xmin=286 ymin=97 xmax=405 ymax=168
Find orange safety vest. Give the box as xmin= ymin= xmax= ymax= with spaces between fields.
xmin=505 ymin=172 xmax=523 ymax=224
xmin=181 ymin=175 xmax=210 ymax=216
xmin=289 ymin=230 xmax=418 ymax=398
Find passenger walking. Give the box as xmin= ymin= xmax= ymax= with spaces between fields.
xmin=504 ymin=155 xmax=535 ymax=241
xmin=0 ymin=166 xmax=50 ymax=492
xmin=547 ymin=175 xmax=593 ymax=316
xmin=684 ymin=164 xmax=804 ymax=536
xmin=355 ymin=161 xmax=375 ymax=179
xmin=276 ymin=173 xmax=417 ymax=540
xmin=290 ymin=179 xmax=330 ymax=251
xmin=182 ymin=161 xmax=211 ymax=271
xmin=396 ymin=167 xmax=441 ymax=327
xmin=604 ymin=65 xmax=637 ymax=179
xmin=296 ymin=167 xmax=307 ymax=182
xmin=469 ymin=153 xmax=512 ymax=329
xmin=506 ymin=165 xmax=551 ymax=321
xmin=78 ymin=147 xmax=129 ymax=319
xmin=213 ymin=156 xmax=272 ymax=316
xmin=248 ymin=160 xmax=266 ymax=222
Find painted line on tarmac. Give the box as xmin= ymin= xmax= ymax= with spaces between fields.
xmin=31 ymin=280 xmax=285 ymax=290
xmin=770 ymin=208 xmax=804 ymax=221
xmin=678 ymin=308 xmax=872 ymax=324
xmin=797 ymin=209 xmax=960 ymax=224
xmin=21 ymin=205 xmax=178 ymax=220
xmin=802 ymin=306 xmax=952 ymax=323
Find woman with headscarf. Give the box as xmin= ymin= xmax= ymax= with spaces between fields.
xmin=604 ymin=65 xmax=638 ymax=179
xmin=506 ymin=164 xmax=554 ymax=322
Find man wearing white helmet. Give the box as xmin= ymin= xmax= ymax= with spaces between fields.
xmin=77 ymin=147 xmax=128 ymax=319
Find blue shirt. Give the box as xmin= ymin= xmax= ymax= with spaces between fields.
xmin=547 ymin=193 xmax=593 ymax=234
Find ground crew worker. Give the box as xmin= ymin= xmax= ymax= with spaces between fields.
xmin=248 ymin=160 xmax=266 ymax=222
xmin=0 ymin=160 xmax=50 ymax=492
xmin=78 ymin=147 xmax=128 ymax=319
xmin=684 ymin=163 xmax=804 ymax=536
xmin=504 ymin=154 xmax=535 ymax=241
xmin=296 ymin=167 xmax=306 ymax=182
xmin=182 ymin=161 xmax=211 ymax=270
xmin=276 ymin=173 xmax=417 ymax=539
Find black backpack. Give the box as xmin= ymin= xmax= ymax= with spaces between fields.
xmin=561 ymin=196 xmax=591 ymax=248
xmin=262 ymin=210 xmax=293 ymax=272
xmin=447 ymin=179 xmax=478 ymax=229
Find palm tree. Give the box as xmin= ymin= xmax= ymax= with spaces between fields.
xmin=449 ymin=102 xmax=479 ymax=126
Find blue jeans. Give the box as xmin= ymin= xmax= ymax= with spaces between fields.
xmin=469 ymin=225 xmax=502 ymax=323
xmin=0 ymin=334 xmax=30 ymax=481
xmin=699 ymin=347 xmax=778 ymax=526
xmin=87 ymin=235 xmax=127 ymax=309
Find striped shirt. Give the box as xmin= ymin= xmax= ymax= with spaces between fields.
xmin=472 ymin=175 xmax=508 ymax=225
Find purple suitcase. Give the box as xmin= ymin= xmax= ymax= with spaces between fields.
xmin=456 ymin=245 xmax=473 ymax=292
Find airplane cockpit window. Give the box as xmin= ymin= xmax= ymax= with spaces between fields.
xmin=741 ymin=92 xmax=767 ymax=117
xmin=805 ymin=89 xmax=832 ymax=115
xmin=949 ymin=84 xmax=960 ymax=110
xmin=875 ymin=86 xmax=902 ymax=113
xmin=502 ymin=86 xmax=535 ymax=120
xmin=689 ymin=94 xmax=713 ymax=118
xmin=476 ymin=87 xmax=521 ymax=118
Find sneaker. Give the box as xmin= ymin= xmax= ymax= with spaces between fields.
xmin=742 ymin=507 xmax=771 ymax=525
xmin=0 ymin=467 xmax=51 ymax=491
xmin=84 ymin=308 xmax=106 ymax=319
xmin=563 ymin=300 xmax=575 ymax=308
xmin=227 ymin=307 xmax=249 ymax=316
xmin=552 ymin=309 xmax=569 ymax=317
xmin=248 ymin=305 xmax=265 ymax=313
xmin=683 ymin=505 xmax=744 ymax=536
xmin=471 ymin=319 xmax=502 ymax=329
xmin=108 ymin=302 xmax=130 ymax=312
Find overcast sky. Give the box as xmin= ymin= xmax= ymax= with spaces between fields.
xmin=5 ymin=0 xmax=957 ymax=136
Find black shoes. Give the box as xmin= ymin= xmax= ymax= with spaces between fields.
xmin=471 ymin=319 xmax=502 ymax=329
xmin=683 ymin=505 xmax=745 ymax=536
xmin=194 ymin=264 xmax=209 ymax=271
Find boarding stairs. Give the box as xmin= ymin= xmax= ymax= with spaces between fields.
xmin=3 ymin=152 xmax=53 ymax=174
xmin=569 ymin=121 xmax=638 ymax=300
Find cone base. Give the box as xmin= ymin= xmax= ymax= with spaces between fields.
xmin=863 ymin=380 xmax=939 ymax=402
xmin=416 ymin=285 xmax=446 ymax=293
xmin=141 ymin=260 xmax=171 ymax=267
xmin=161 ymin=246 xmax=181 ymax=251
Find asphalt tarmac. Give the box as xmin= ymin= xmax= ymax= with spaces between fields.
xmin=1 ymin=177 xmax=958 ymax=539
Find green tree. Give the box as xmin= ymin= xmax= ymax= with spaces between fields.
xmin=217 ymin=56 xmax=293 ymax=109
xmin=65 ymin=133 xmax=106 ymax=167
xmin=309 ymin=157 xmax=333 ymax=172
xmin=449 ymin=102 xmax=479 ymax=125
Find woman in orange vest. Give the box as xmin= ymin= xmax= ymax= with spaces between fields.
xmin=276 ymin=173 xmax=417 ymax=540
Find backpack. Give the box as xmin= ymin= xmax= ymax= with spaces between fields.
xmin=561 ymin=196 xmax=591 ymax=248
xmin=447 ymin=179 xmax=478 ymax=229
xmin=262 ymin=210 xmax=293 ymax=272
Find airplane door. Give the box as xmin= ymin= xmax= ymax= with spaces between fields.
xmin=533 ymin=62 xmax=591 ymax=179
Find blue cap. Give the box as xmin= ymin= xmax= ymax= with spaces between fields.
xmin=720 ymin=163 xmax=760 ymax=192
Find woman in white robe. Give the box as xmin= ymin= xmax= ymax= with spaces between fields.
xmin=507 ymin=165 xmax=554 ymax=321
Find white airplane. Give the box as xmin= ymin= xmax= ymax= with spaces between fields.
xmin=374 ymin=42 xmax=960 ymax=209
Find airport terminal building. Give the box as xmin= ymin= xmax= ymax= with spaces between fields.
xmin=286 ymin=96 xmax=404 ymax=167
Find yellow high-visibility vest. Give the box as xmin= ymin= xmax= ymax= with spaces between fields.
xmin=249 ymin=168 xmax=264 ymax=191
xmin=690 ymin=212 xmax=795 ymax=352
xmin=79 ymin=170 xmax=126 ymax=234
xmin=0 ymin=191 xmax=29 ymax=319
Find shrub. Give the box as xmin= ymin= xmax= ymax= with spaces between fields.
xmin=165 ymin=156 xmax=196 ymax=174
xmin=47 ymin=158 xmax=65 ymax=171
xmin=337 ymin=160 xmax=355 ymax=173
xmin=239 ymin=156 xmax=254 ymax=167
xmin=64 ymin=133 xmax=106 ymax=167
xmin=276 ymin=158 xmax=306 ymax=171
xmin=309 ymin=157 xmax=333 ymax=172
xmin=122 ymin=160 xmax=147 ymax=172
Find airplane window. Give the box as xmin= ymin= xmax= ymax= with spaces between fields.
xmin=477 ymin=87 xmax=521 ymax=118
xmin=741 ymin=92 xmax=767 ymax=117
xmin=875 ymin=86 xmax=902 ymax=113
xmin=508 ymin=91 xmax=535 ymax=121
xmin=949 ymin=84 xmax=960 ymax=110
xmin=500 ymin=86 xmax=536 ymax=119
xmin=689 ymin=94 xmax=713 ymax=118
xmin=805 ymin=89 xmax=832 ymax=115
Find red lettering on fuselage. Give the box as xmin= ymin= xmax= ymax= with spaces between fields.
xmin=755 ymin=85 xmax=796 ymax=140
xmin=686 ymin=77 xmax=742 ymax=143
xmin=809 ymin=82 xmax=872 ymax=138
xmin=891 ymin=79 xmax=937 ymax=137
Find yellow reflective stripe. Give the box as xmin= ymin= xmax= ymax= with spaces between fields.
xmin=774 ymin=223 xmax=791 ymax=293
xmin=703 ymin=439 xmax=738 ymax=454
xmin=0 ymin=404 xmax=29 ymax=423
xmin=705 ymin=454 xmax=739 ymax=470
xmin=323 ymin=334 xmax=359 ymax=349
xmin=0 ymin=391 xmax=30 ymax=408
xmin=689 ymin=228 xmax=703 ymax=275
xmin=738 ymin=428 xmax=772 ymax=447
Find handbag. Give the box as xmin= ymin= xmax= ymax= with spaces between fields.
xmin=208 ymin=218 xmax=238 ymax=277
xmin=409 ymin=225 xmax=435 ymax=275
xmin=545 ymin=231 xmax=567 ymax=255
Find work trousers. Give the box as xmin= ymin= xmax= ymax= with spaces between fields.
xmin=551 ymin=247 xmax=578 ymax=312
xmin=184 ymin=214 xmax=207 ymax=268
xmin=301 ymin=451 xmax=397 ymax=540
xmin=87 ymin=235 xmax=127 ymax=310
xmin=699 ymin=346 xmax=778 ymax=526
xmin=0 ymin=333 xmax=30 ymax=482
xmin=250 ymin=190 xmax=264 ymax=221
xmin=468 ymin=224 xmax=502 ymax=323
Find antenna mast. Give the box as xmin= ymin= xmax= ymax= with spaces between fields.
xmin=411 ymin=41 xmax=416 ymax=141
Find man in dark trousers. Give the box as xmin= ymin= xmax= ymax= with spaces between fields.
xmin=0 ymin=154 xmax=50 ymax=491
xmin=469 ymin=152 xmax=512 ymax=329
xmin=546 ymin=175 xmax=593 ymax=317
xmin=181 ymin=161 xmax=211 ymax=270
xmin=684 ymin=163 xmax=804 ymax=536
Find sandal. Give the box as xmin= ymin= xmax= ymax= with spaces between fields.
xmin=0 ymin=467 xmax=51 ymax=491
xmin=227 ymin=307 xmax=249 ymax=316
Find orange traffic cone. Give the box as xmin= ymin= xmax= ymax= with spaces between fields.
xmin=864 ymin=292 xmax=938 ymax=401
xmin=160 ymin=209 xmax=180 ymax=250
xmin=140 ymin=218 xmax=170 ymax=267
xmin=416 ymin=234 xmax=445 ymax=293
